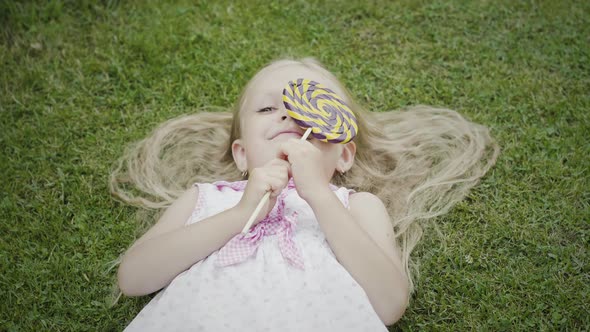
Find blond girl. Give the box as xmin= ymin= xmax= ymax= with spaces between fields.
xmin=111 ymin=57 xmax=498 ymax=331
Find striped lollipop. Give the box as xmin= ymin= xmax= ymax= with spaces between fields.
xmin=282 ymin=78 xmax=358 ymax=144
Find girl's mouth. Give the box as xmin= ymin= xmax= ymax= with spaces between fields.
xmin=273 ymin=132 xmax=302 ymax=139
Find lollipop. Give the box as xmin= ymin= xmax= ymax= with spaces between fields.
xmin=241 ymin=79 xmax=358 ymax=234
xmin=282 ymin=78 xmax=357 ymax=144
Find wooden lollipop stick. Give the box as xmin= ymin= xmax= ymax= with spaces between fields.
xmin=241 ymin=128 xmax=312 ymax=234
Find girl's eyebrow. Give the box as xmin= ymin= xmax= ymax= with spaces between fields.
xmin=253 ymin=93 xmax=279 ymax=108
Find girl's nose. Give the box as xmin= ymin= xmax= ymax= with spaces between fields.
xmin=279 ymin=107 xmax=290 ymax=121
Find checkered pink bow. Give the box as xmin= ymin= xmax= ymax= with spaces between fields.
xmin=216 ymin=179 xmax=305 ymax=270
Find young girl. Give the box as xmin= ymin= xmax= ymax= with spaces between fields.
xmin=110 ymin=57 xmax=498 ymax=331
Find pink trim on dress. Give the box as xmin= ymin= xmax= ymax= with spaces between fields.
xmin=213 ymin=178 xmax=342 ymax=269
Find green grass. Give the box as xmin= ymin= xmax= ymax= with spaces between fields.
xmin=1 ymin=0 xmax=588 ymax=330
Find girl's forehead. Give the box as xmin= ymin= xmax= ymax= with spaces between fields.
xmin=248 ymin=65 xmax=343 ymax=96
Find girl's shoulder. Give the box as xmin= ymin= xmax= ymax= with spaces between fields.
xmin=186 ymin=181 xmax=245 ymax=226
xmin=348 ymin=191 xmax=384 ymax=208
xmin=192 ymin=180 xmax=248 ymax=193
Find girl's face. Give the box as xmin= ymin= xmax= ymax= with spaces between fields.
xmin=232 ymin=64 xmax=356 ymax=181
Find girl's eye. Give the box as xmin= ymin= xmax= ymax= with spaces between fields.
xmin=257 ymin=106 xmax=274 ymax=113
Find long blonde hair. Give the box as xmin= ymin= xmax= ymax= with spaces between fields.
xmin=110 ymin=57 xmax=499 ymax=295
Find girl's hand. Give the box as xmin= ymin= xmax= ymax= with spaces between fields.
xmin=237 ymin=158 xmax=291 ymax=225
xmin=278 ymin=139 xmax=329 ymax=202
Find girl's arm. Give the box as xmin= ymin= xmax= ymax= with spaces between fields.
xmin=118 ymin=158 xmax=291 ymax=297
xmin=277 ymin=138 xmax=408 ymax=325
xmin=117 ymin=186 xmax=246 ymax=297
xmin=307 ymin=188 xmax=409 ymax=326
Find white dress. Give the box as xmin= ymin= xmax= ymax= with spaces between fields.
xmin=124 ymin=179 xmax=388 ymax=332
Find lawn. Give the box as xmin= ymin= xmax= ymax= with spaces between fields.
xmin=1 ymin=0 xmax=588 ymax=330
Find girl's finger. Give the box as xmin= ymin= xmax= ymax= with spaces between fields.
xmin=277 ymin=139 xmax=300 ymax=161
xmin=268 ymin=158 xmax=291 ymax=170
xmin=266 ymin=163 xmax=291 ymax=178
xmin=264 ymin=168 xmax=287 ymax=182
xmin=268 ymin=178 xmax=286 ymax=197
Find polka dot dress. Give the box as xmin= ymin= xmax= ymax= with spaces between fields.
xmin=124 ymin=180 xmax=388 ymax=332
